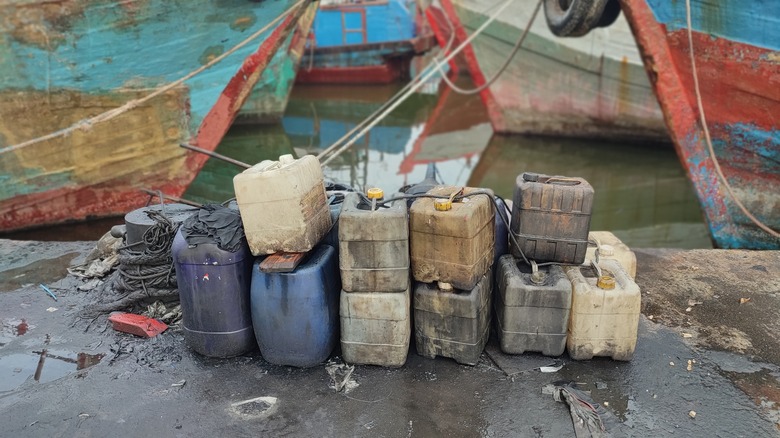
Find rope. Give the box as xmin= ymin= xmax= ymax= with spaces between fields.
xmin=684 ymin=0 xmax=779 ymax=239
xmin=437 ymin=0 xmax=542 ymax=94
xmin=0 ymin=0 xmax=307 ymax=156
xmin=81 ymin=209 xmax=181 ymax=317
xmin=319 ymin=0 xmax=517 ymax=167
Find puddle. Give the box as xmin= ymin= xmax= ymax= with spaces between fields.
xmin=0 ymin=319 xmax=35 ymax=349
xmin=0 ymin=348 xmax=104 ymax=393
xmin=0 ymin=252 xmax=79 ymax=292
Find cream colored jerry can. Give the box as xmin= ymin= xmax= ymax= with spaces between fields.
xmin=565 ymin=259 xmax=640 ymax=361
xmin=233 ymin=154 xmax=331 ymax=255
xmin=409 ymin=186 xmax=495 ymax=291
xmin=585 ymin=231 xmax=637 ymax=279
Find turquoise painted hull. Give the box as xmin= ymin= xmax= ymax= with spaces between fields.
xmin=0 ymin=0 xmax=309 ymax=231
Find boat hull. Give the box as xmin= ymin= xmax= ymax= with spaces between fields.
xmin=238 ymin=3 xmax=318 ymax=123
xmin=431 ymin=0 xmax=666 ymax=141
xmin=297 ymin=42 xmax=416 ymax=84
xmin=620 ymin=0 xmax=780 ymax=249
xmin=295 ymin=0 xmax=427 ymax=84
xmin=0 ymin=0 xmax=309 ymax=232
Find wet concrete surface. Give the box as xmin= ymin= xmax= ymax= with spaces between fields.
xmin=0 ymin=239 xmax=779 ymax=436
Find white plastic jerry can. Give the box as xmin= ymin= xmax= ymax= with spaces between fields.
xmin=584 ymin=231 xmax=637 ymax=279
xmin=233 ymin=154 xmax=332 ymax=255
xmin=565 ymin=259 xmax=640 ymax=361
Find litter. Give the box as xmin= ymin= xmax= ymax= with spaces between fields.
xmin=689 ymin=410 xmax=696 ymax=418
xmin=46 ymin=307 xmax=58 ymax=313
xmin=39 ymin=284 xmax=57 ymax=301
xmin=326 ymin=360 xmax=359 ymax=393
xmin=739 ymin=297 xmax=751 ymax=304
xmin=171 ymin=380 xmax=186 ymax=388
xmin=228 ymin=396 xmax=278 ymax=420
xmin=543 ymin=382 xmax=613 ymax=438
xmin=107 ymin=313 xmax=168 ymax=338
xmin=540 ymin=364 xmax=564 ymax=373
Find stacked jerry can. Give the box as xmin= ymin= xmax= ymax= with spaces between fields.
xmin=338 ymin=190 xmax=411 ymax=367
xmin=233 ymin=154 xmax=332 ymax=256
xmin=497 ymin=172 xmax=641 ymax=361
xmin=251 ymin=245 xmax=341 ymax=367
xmin=410 ymin=186 xmax=495 ymax=365
xmin=233 ymin=154 xmax=341 ymax=367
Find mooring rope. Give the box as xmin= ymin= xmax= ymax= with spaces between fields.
xmin=81 ymin=209 xmax=181 ymax=317
xmin=319 ymin=0 xmax=517 ymax=167
xmin=437 ymin=0 xmax=542 ymax=95
xmin=0 ymin=0 xmax=307 ymax=156
xmin=684 ymin=0 xmax=779 ymax=239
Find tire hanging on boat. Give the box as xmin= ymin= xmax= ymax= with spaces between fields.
xmin=543 ymin=0 xmax=615 ymax=37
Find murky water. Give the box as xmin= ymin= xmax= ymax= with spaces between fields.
xmin=5 ymin=80 xmax=711 ymax=248
xmin=186 ymin=81 xmax=710 ymax=249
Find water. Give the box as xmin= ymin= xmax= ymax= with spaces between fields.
xmin=5 ymin=80 xmax=711 ymax=248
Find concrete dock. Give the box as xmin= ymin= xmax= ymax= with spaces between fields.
xmin=1 ymin=239 xmax=779 ymax=436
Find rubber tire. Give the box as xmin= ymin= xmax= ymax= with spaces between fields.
xmin=597 ymin=0 xmax=622 ymax=28
xmin=543 ymin=0 xmax=610 ymax=37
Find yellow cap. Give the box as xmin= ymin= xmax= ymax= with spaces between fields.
xmin=434 ymin=199 xmax=452 ymax=211
xmin=366 ymin=188 xmax=384 ymax=199
xmin=597 ymin=275 xmax=616 ymax=290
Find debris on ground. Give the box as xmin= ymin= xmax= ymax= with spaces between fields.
xmin=326 ymin=360 xmax=359 ymax=393
xmin=68 ymin=230 xmax=123 ymax=278
xmin=689 ymin=410 xmax=697 ymax=419
xmin=107 ymin=313 xmax=168 ymax=338
xmin=540 ymin=364 xmax=564 ymax=373
xmin=543 ymin=382 xmax=616 ymax=438
xmin=144 ymin=301 xmax=182 ymax=326
xmin=228 ymin=396 xmax=278 ymax=420
xmin=171 ymin=380 xmax=186 ymax=388
xmin=740 ymin=297 xmax=752 ymax=305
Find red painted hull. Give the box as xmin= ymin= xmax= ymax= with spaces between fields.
xmin=620 ymin=0 xmax=780 ymax=248
xmin=296 ymin=61 xmax=408 ymax=85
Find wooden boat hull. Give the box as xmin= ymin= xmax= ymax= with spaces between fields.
xmin=430 ymin=0 xmax=667 ymax=141
xmin=620 ymin=0 xmax=780 ymax=249
xmin=0 ymin=0 xmax=310 ymax=232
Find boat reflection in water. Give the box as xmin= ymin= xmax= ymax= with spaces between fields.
xmin=185 ymin=77 xmax=709 ymax=249
xmin=470 ymin=135 xmax=711 ymax=248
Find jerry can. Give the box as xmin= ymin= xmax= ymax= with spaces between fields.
xmin=340 ymin=287 xmax=411 ymax=367
xmin=413 ymin=268 xmax=492 ymax=366
xmin=251 ymin=244 xmax=341 ymax=367
xmin=339 ymin=190 xmax=409 ymax=292
xmin=585 ymin=231 xmax=636 ymax=279
xmin=511 ymin=172 xmax=594 ymax=264
xmin=410 ymin=186 xmax=495 ymax=291
xmin=565 ymin=259 xmax=640 ymax=361
xmin=172 ymin=230 xmax=255 ymax=358
xmin=233 ymin=154 xmax=332 ymax=255
xmin=495 ymin=255 xmax=571 ymax=356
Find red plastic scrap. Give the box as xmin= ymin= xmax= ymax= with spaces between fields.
xmin=108 ymin=313 xmax=168 ymax=338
